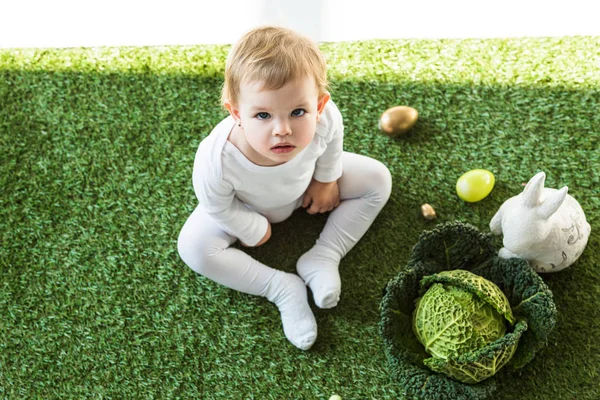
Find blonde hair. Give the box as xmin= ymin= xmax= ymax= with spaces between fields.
xmin=221 ymin=26 xmax=328 ymax=106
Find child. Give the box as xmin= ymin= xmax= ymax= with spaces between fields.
xmin=177 ymin=26 xmax=392 ymax=350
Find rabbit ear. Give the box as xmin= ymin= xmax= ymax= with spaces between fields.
xmin=522 ymin=172 xmax=546 ymax=207
xmin=537 ymin=186 xmax=568 ymax=219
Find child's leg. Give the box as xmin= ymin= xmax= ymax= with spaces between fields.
xmin=177 ymin=206 xmax=317 ymax=350
xmin=297 ymin=152 xmax=392 ymax=308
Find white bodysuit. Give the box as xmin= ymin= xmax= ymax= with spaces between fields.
xmin=193 ymin=101 xmax=345 ymax=246
xmin=178 ymin=99 xmax=392 ymax=350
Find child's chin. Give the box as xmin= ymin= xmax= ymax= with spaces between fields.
xmin=268 ymin=151 xmax=297 ymax=164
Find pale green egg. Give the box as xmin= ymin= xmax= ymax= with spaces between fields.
xmin=456 ymin=169 xmax=495 ymax=202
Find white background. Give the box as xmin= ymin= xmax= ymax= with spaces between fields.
xmin=1 ymin=0 xmax=599 ymax=49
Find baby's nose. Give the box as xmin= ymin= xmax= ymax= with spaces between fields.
xmin=273 ymin=120 xmax=292 ymax=136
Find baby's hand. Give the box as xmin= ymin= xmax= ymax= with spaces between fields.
xmin=303 ymin=179 xmax=341 ymax=214
xmin=240 ymin=222 xmax=272 ymax=247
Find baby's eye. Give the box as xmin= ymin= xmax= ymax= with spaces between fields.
xmin=256 ymin=112 xmax=270 ymax=120
xmin=291 ymin=109 xmax=306 ymax=117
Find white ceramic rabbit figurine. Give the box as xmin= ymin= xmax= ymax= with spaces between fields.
xmin=490 ymin=171 xmax=591 ymax=273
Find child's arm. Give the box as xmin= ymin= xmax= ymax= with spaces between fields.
xmin=193 ymin=171 xmax=270 ymax=247
xmin=240 ymin=222 xmax=271 ymax=247
xmin=313 ymin=121 xmax=343 ymax=184
xmin=304 ymin=101 xmax=344 ymax=214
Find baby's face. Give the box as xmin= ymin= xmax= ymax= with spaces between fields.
xmin=235 ymin=75 xmax=328 ymax=166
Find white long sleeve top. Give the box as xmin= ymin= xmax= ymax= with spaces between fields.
xmin=192 ymin=100 xmax=344 ymax=246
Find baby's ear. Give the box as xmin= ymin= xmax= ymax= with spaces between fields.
xmin=537 ymin=186 xmax=568 ymax=220
xmin=224 ymin=100 xmax=241 ymax=120
xmin=317 ymin=92 xmax=330 ymax=115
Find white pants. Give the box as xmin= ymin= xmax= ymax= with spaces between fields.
xmin=177 ymin=151 xmax=392 ymax=299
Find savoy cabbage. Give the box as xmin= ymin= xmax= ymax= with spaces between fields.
xmin=380 ymin=221 xmax=557 ymax=400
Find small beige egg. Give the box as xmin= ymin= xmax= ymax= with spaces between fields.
xmin=379 ymin=106 xmax=418 ymax=136
xmin=421 ymin=203 xmax=437 ymax=220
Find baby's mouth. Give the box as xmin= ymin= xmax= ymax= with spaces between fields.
xmin=271 ymin=143 xmax=296 ymax=154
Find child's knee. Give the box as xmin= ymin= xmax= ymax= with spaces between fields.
xmin=177 ymin=227 xmax=220 ymax=276
xmin=177 ymin=228 xmax=201 ymax=273
xmin=369 ymin=161 xmax=393 ymax=204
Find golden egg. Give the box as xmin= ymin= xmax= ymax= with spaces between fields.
xmin=379 ymin=106 xmax=418 ymax=136
xmin=421 ymin=203 xmax=437 ymax=220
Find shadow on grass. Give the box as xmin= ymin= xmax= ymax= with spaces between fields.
xmin=1 ymin=68 xmax=599 ymax=399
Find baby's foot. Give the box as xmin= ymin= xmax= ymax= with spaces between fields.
xmin=297 ymin=244 xmax=342 ymax=309
xmin=264 ymin=271 xmax=317 ymax=350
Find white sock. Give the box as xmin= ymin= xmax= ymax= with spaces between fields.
xmin=296 ymin=244 xmax=342 ymax=309
xmin=264 ymin=271 xmax=317 ymax=350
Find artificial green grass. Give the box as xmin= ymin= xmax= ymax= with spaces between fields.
xmin=1 ymin=37 xmax=599 ymax=399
